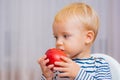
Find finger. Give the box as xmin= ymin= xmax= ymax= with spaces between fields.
xmin=48 ymin=64 xmax=54 ymax=69
xmin=60 ymin=56 xmax=72 ymax=63
xmin=58 ymin=72 xmax=69 ymax=78
xmin=48 ymin=64 xmax=54 ymax=70
xmin=54 ymin=61 xmax=67 ymax=67
xmin=38 ymin=56 xmax=49 ymax=66
xmin=44 ymin=59 xmax=49 ymax=65
xmin=42 ymin=55 xmax=47 ymax=60
xmin=54 ymin=67 xmax=67 ymax=72
xmin=37 ymin=55 xmax=47 ymax=63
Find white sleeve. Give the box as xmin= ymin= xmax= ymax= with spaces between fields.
xmin=40 ymin=73 xmax=57 ymax=80
xmin=40 ymin=74 xmax=46 ymax=80
xmin=74 ymin=68 xmax=95 ymax=80
xmin=74 ymin=65 xmax=112 ymax=80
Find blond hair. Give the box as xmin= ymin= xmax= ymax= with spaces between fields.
xmin=53 ymin=2 xmax=99 ymax=41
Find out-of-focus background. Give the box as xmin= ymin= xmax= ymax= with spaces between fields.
xmin=0 ymin=0 xmax=120 ymax=80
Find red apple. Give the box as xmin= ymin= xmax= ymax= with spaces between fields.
xmin=45 ymin=48 xmax=67 ymax=67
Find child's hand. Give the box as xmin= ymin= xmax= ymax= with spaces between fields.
xmin=54 ymin=56 xmax=80 ymax=79
xmin=38 ymin=55 xmax=54 ymax=80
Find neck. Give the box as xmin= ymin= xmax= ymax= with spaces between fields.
xmin=72 ymin=49 xmax=91 ymax=59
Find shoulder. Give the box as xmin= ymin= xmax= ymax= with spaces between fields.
xmin=73 ymin=57 xmax=110 ymax=67
xmin=93 ymin=57 xmax=111 ymax=70
xmin=94 ymin=57 xmax=109 ymax=65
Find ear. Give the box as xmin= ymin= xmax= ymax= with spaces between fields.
xmin=85 ymin=30 xmax=95 ymax=44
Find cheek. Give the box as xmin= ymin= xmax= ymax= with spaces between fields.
xmin=65 ymin=39 xmax=81 ymax=48
xmin=65 ymin=42 xmax=80 ymax=53
xmin=67 ymin=40 xmax=84 ymax=52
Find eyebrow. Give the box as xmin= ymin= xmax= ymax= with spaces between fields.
xmin=62 ymin=31 xmax=71 ymax=35
xmin=53 ymin=31 xmax=71 ymax=36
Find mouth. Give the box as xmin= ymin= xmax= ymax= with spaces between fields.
xmin=56 ymin=48 xmax=69 ymax=57
xmin=61 ymin=50 xmax=69 ymax=57
xmin=58 ymin=48 xmax=64 ymax=51
xmin=61 ymin=49 xmax=64 ymax=51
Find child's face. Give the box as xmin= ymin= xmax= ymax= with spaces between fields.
xmin=53 ymin=20 xmax=89 ymax=59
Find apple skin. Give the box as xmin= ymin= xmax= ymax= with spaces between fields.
xmin=45 ymin=48 xmax=67 ymax=67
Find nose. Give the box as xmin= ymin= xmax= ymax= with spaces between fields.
xmin=56 ymin=39 xmax=64 ymax=50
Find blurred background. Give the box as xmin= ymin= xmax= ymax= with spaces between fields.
xmin=0 ymin=0 xmax=120 ymax=80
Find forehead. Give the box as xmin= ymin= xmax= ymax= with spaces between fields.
xmin=52 ymin=19 xmax=85 ymax=35
xmin=53 ymin=18 xmax=83 ymax=30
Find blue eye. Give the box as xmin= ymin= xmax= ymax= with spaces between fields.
xmin=63 ymin=35 xmax=69 ymax=39
xmin=54 ymin=36 xmax=58 ymax=40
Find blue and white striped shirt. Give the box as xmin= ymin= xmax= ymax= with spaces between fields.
xmin=41 ymin=56 xmax=112 ymax=80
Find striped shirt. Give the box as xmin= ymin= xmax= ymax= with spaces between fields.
xmin=41 ymin=56 xmax=112 ymax=80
